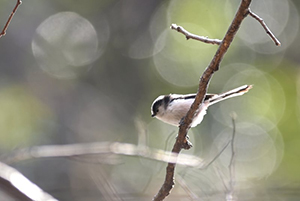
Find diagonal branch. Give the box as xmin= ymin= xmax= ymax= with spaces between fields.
xmin=248 ymin=8 xmax=281 ymax=46
xmin=153 ymin=0 xmax=253 ymax=200
xmin=170 ymin=24 xmax=222 ymax=45
xmin=0 ymin=0 xmax=22 ymax=38
xmin=0 ymin=161 xmax=58 ymax=201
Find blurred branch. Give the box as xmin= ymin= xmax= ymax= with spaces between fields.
xmin=170 ymin=24 xmax=222 ymax=45
xmin=176 ymin=174 xmax=198 ymax=200
xmin=3 ymin=142 xmax=204 ymax=168
xmin=91 ymin=167 xmax=123 ymax=201
xmin=0 ymin=161 xmax=58 ymax=201
xmin=214 ymin=114 xmax=237 ymax=200
xmin=153 ymin=0 xmax=253 ymax=200
xmin=2 ymin=141 xmax=231 ymax=199
xmin=248 ymin=8 xmax=281 ymax=46
xmin=227 ymin=113 xmax=237 ymax=200
xmin=0 ymin=0 xmax=22 ymax=38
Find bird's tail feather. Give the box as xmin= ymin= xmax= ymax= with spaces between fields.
xmin=208 ymin=85 xmax=252 ymax=106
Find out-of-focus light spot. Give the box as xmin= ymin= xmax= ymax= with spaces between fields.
xmin=214 ymin=122 xmax=283 ymax=180
xmin=149 ymin=2 xmax=170 ymax=43
xmin=209 ymin=63 xmax=285 ymax=128
xmin=153 ymin=29 xmax=168 ymax=57
xmin=223 ymin=67 xmax=285 ymax=126
xmin=168 ymin=0 xmax=230 ymax=38
xmin=32 ymin=12 xmax=99 ymax=79
xmin=128 ymin=31 xmax=155 ymax=59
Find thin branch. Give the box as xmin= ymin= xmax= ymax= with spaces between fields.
xmin=176 ymin=174 xmax=199 ymax=200
xmin=0 ymin=0 xmax=22 ymax=38
xmin=248 ymin=8 xmax=281 ymax=46
xmin=200 ymin=138 xmax=231 ymax=170
xmin=153 ymin=0 xmax=252 ymax=200
xmin=215 ymin=166 xmax=229 ymax=193
xmin=227 ymin=114 xmax=237 ymax=201
xmin=170 ymin=24 xmax=222 ymax=45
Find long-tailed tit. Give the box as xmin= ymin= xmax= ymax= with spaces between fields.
xmin=151 ymin=85 xmax=252 ymax=127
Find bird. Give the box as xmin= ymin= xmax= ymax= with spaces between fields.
xmin=151 ymin=85 xmax=252 ymax=127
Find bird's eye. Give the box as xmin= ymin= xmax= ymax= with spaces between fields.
xmin=156 ymin=109 xmax=159 ymax=113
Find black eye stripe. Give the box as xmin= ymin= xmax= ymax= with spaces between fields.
xmin=152 ymin=99 xmax=162 ymax=115
xmin=163 ymin=95 xmax=170 ymax=109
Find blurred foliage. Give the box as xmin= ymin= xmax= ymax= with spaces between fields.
xmin=0 ymin=85 xmax=52 ymax=149
xmin=0 ymin=0 xmax=299 ymax=200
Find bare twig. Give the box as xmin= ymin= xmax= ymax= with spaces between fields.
xmin=248 ymin=8 xmax=281 ymax=46
xmin=153 ymin=1 xmax=252 ymax=200
xmin=170 ymin=24 xmax=222 ymax=45
xmin=0 ymin=0 xmax=22 ymax=38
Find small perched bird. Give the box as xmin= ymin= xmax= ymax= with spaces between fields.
xmin=151 ymin=85 xmax=252 ymax=127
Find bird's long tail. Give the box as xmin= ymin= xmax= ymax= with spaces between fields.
xmin=207 ymin=85 xmax=252 ymax=106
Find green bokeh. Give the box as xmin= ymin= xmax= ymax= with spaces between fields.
xmin=0 ymin=85 xmax=52 ymax=150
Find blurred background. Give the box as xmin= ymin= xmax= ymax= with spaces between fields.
xmin=0 ymin=0 xmax=299 ymax=200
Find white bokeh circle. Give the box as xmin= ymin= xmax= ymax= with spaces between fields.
xmin=32 ymin=12 xmax=99 ymax=79
xmin=214 ymin=122 xmax=284 ymax=180
xmin=209 ymin=63 xmax=285 ymax=129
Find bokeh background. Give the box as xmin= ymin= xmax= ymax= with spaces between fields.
xmin=0 ymin=0 xmax=299 ymax=200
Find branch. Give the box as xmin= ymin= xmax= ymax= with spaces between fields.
xmin=2 ymin=142 xmax=232 ymax=199
xmin=170 ymin=11 xmax=280 ymax=47
xmin=0 ymin=161 xmax=58 ymax=201
xmin=3 ymin=142 xmax=204 ymax=168
xmin=153 ymin=1 xmax=252 ymax=200
xmin=227 ymin=113 xmax=237 ymax=200
xmin=0 ymin=0 xmax=22 ymax=38
xmin=170 ymin=24 xmax=222 ymax=45
xmin=248 ymin=9 xmax=281 ymax=46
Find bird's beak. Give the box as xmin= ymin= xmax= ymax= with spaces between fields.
xmin=151 ymin=114 xmax=155 ymax=117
